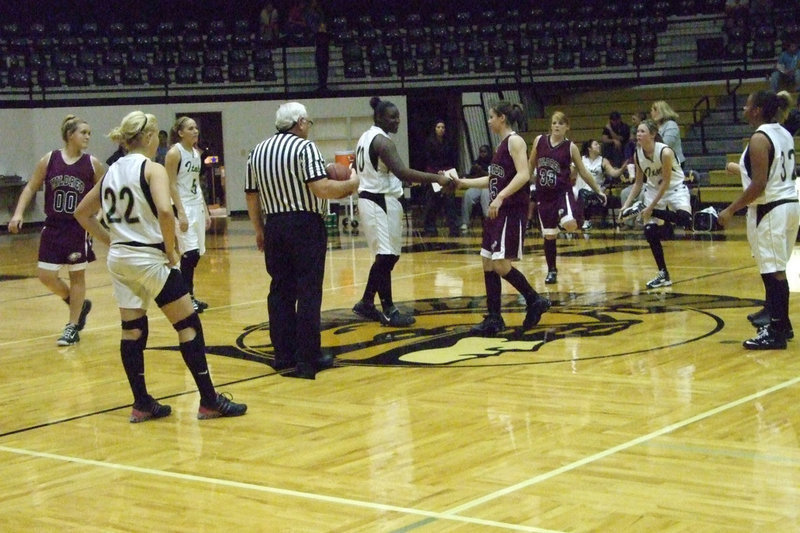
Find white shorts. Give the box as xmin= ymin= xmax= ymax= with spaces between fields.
xmin=358 ymin=194 xmax=403 ymax=256
xmin=38 ymin=261 xmax=86 ymax=272
xmin=107 ymin=244 xmax=172 ymax=310
xmin=176 ymin=202 xmax=206 ymax=255
xmin=746 ymin=201 xmax=800 ymax=274
xmin=643 ymin=183 xmax=692 ymax=225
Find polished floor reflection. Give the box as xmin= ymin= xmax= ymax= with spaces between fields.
xmin=1 ymin=215 xmax=799 ymax=532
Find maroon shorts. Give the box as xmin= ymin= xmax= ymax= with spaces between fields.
xmin=38 ymin=221 xmax=95 ymax=267
xmin=480 ymin=203 xmax=527 ymax=260
xmin=536 ymin=189 xmax=580 ymax=235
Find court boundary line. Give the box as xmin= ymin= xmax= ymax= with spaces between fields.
xmin=0 ymin=443 xmax=557 ymax=533
xmin=2 ymin=375 xmax=799 ymax=533
xmin=441 ymin=375 xmax=800 ymax=515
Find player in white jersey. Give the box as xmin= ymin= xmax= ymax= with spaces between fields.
xmin=619 ymin=119 xmax=692 ymax=289
xmin=351 ymin=97 xmax=453 ymax=327
xmin=166 ymin=116 xmax=211 ymax=313
xmin=719 ymin=90 xmax=799 ymax=349
xmin=75 ymin=111 xmax=246 ymax=422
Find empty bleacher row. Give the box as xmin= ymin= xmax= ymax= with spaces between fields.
xmin=0 ymin=0 xmax=797 ymax=94
xmin=0 ymin=18 xmax=278 ymax=91
xmin=330 ymin=1 xmax=732 ymax=80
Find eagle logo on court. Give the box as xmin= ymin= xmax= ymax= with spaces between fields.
xmin=205 ymin=292 xmax=760 ymax=369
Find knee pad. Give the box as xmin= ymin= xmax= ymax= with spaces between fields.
xmin=121 ymin=315 xmax=149 ymax=351
xmin=173 ymin=311 xmax=204 ymax=343
xmin=155 ymin=268 xmax=190 ymax=307
xmin=181 ymin=249 xmax=200 ymax=266
xmin=376 ymin=254 xmax=399 ymax=272
xmin=675 ymin=210 xmax=692 ymax=228
xmin=644 ymin=223 xmax=661 ymax=243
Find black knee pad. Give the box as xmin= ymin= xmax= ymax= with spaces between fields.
xmin=376 ymin=254 xmax=399 ymax=272
xmin=155 ymin=268 xmax=190 ymax=307
xmin=181 ymin=249 xmax=200 ymax=267
xmin=121 ymin=315 xmax=148 ymax=351
xmin=644 ymin=223 xmax=661 ymax=244
xmin=173 ymin=311 xmax=204 ymax=343
xmin=182 ymin=249 xmax=200 ymax=261
xmin=675 ymin=210 xmax=692 ymax=228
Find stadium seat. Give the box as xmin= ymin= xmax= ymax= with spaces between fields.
xmin=449 ymin=56 xmax=470 ymax=74
xmin=751 ymin=40 xmax=775 ymax=59
xmin=489 ymin=36 xmax=507 ymax=56
xmin=122 ymin=68 xmax=143 ymax=85
xmin=517 ymin=38 xmax=533 ymax=56
xmin=78 ymin=50 xmax=99 ymax=69
xmin=205 ymin=49 xmax=224 ymax=66
xmin=441 ymin=38 xmax=460 ymax=58
xmin=202 ymin=66 xmax=223 ymax=83
xmin=474 ymin=55 xmax=495 ymax=73
xmin=501 ymin=53 xmax=520 ymax=71
xmin=416 ymin=40 xmax=435 ymax=59
xmin=562 ymin=33 xmax=582 ymax=53
xmin=127 ymin=50 xmax=148 ymax=67
xmin=175 ymin=65 xmax=197 ymax=84
xmin=342 ymin=42 xmax=362 ymax=63
xmin=343 ymin=61 xmax=365 ymax=79
xmin=146 ymin=65 xmax=168 ymax=85
xmin=367 ymin=42 xmax=388 ymax=61
xmin=228 ymin=63 xmax=250 ymax=83
xmin=8 ymin=67 xmax=31 ymax=88
xmin=254 ymin=63 xmax=277 ymax=82
xmin=580 ymin=48 xmax=602 ymax=68
xmin=529 ymin=51 xmax=549 ymax=70
xmin=38 ymin=68 xmax=61 ymax=88
xmin=228 ymin=49 xmax=248 ymax=64
xmin=66 ymin=69 xmax=88 ymax=87
xmin=93 ymin=66 xmax=117 ymax=86
xmin=423 ymin=57 xmax=444 ymax=75
xmin=537 ymin=33 xmax=557 ymax=54
xmin=605 ymin=47 xmax=628 ymax=67
xmin=554 ymin=50 xmax=575 ymax=69
xmin=465 ymin=38 xmax=483 ymax=58
xmin=587 ymin=32 xmax=606 ymax=51
xmin=370 ymin=58 xmax=392 ymax=77
xmin=634 ymin=46 xmax=656 ymax=65
xmin=206 ymin=33 xmax=228 ymax=52
xmin=399 ymin=57 xmax=418 ymax=76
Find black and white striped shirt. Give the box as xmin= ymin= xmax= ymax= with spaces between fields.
xmin=245 ymin=131 xmax=327 ymax=216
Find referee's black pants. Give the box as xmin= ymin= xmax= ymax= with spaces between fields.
xmin=263 ymin=211 xmax=327 ymax=366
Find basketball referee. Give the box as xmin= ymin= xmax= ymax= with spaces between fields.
xmin=245 ymin=102 xmax=359 ymax=379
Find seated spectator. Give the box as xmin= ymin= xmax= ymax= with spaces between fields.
xmin=459 ymin=144 xmax=492 ymax=233
xmin=575 ymin=139 xmax=624 ymax=229
xmin=623 ymin=111 xmax=648 ymax=164
xmin=601 ymin=111 xmax=630 ymax=168
xmin=770 ymin=38 xmax=800 ymax=93
xmin=285 ymin=1 xmax=309 ymax=39
xmin=260 ymin=2 xmax=279 ymax=43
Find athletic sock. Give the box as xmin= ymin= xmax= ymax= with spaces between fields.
xmin=544 ymin=239 xmax=557 ymax=272
xmin=484 ymin=271 xmax=502 ymax=315
xmin=503 ymin=267 xmax=538 ymax=304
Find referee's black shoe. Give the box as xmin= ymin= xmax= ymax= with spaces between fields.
xmin=747 ymin=307 xmax=770 ymax=327
xmin=379 ymin=306 xmax=416 ymax=327
xmin=353 ymin=300 xmax=382 ymax=322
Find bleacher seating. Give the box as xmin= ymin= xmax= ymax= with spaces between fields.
xmin=0 ymin=2 xmax=793 ymax=97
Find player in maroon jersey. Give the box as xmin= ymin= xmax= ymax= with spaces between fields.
xmin=455 ymin=101 xmax=551 ymax=336
xmin=528 ymin=111 xmax=607 ymax=284
xmin=7 ymin=115 xmax=105 ymax=345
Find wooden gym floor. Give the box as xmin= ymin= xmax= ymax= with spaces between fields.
xmin=1 ymin=214 xmax=799 ymax=532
